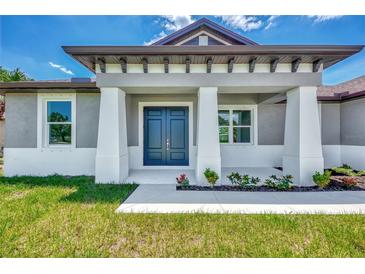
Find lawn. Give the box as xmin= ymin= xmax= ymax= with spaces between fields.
xmin=0 ymin=175 xmax=365 ymax=257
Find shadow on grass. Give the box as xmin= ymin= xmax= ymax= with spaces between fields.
xmin=0 ymin=175 xmax=138 ymax=204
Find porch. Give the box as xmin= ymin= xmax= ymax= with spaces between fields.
xmin=125 ymin=167 xmax=283 ymax=185
xmin=95 ymin=85 xmax=324 ymax=186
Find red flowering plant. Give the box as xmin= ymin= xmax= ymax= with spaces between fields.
xmin=341 ymin=177 xmax=358 ymax=188
xmin=176 ymin=174 xmax=190 ymax=187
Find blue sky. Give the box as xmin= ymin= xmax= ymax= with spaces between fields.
xmin=0 ymin=15 xmax=364 ymax=85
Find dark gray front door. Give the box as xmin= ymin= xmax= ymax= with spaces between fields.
xmin=144 ymin=107 xmax=189 ymax=166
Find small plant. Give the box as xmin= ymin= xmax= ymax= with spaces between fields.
xmin=264 ymin=175 xmax=293 ymax=191
xmin=204 ymin=168 xmax=219 ymax=187
xmin=312 ymin=170 xmax=332 ymax=189
xmin=227 ymin=172 xmax=242 ymax=185
xmin=341 ymin=177 xmax=358 ymax=188
xmin=356 ymin=170 xmax=365 ymax=176
xmin=176 ymin=174 xmax=189 ymax=187
xmin=341 ymin=164 xmax=352 ymax=170
xmin=332 ymin=167 xmax=356 ymax=176
xmin=227 ymin=172 xmax=260 ymax=188
xmin=249 ymin=176 xmax=260 ymax=187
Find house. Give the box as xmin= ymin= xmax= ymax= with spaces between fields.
xmin=0 ymin=18 xmax=364 ymax=186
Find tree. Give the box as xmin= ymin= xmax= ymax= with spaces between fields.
xmin=0 ymin=67 xmax=33 ymax=120
xmin=0 ymin=67 xmax=32 ymax=82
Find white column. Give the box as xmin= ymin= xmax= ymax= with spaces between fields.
xmin=95 ymin=87 xmax=129 ymax=183
xmin=283 ymin=86 xmax=324 ymax=186
xmin=195 ymin=87 xmax=221 ymax=183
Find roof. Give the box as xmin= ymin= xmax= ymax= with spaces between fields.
xmin=151 ymin=18 xmax=258 ymax=46
xmin=62 ymin=45 xmax=364 ymax=73
xmin=317 ymin=75 xmax=365 ymax=101
xmin=0 ymin=78 xmax=97 ymax=92
xmin=62 ymin=17 xmax=363 ymax=73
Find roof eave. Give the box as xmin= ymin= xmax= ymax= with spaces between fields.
xmin=62 ymin=45 xmax=364 ymax=56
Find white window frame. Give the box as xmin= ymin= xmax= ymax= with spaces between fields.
xmin=218 ymin=105 xmax=258 ymax=145
xmin=37 ymin=93 xmax=76 ymax=149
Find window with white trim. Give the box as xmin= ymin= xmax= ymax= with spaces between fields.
xmin=218 ymin=106 xmax=254 ymax=144
xmin=46 ymin=100 xmax=72 ymax=146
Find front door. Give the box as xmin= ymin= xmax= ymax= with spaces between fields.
xmin=144 ymin=107 xmax=189 ymax=166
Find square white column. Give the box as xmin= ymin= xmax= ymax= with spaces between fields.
xmin=283 ymin=86 xmax=324 ymax=186
xmin=95 ymin=87 xmax=129 ymax=183
xmin=195 ymin=87 xmax=221 ymax=183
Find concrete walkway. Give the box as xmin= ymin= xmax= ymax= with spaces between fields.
xmin=116 ymin=184 xmax=365 ymax=214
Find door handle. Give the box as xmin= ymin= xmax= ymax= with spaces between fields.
xmin=166 ymin=138 xmax=170 ymax=150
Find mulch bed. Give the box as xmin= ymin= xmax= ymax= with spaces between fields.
xmin=176 ymin=180 xmax=365 ymax=192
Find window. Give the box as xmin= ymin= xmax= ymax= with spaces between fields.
xmin=218 ymin=106 xmax=255 ymax=144
xmin=37 ymin=94 xmax=76 ymax=148
xmin=46 ymin=101 xmax=72 ymax=146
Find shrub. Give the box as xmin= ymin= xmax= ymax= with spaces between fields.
xmin=341 ymin=177 xmax=358 ymax=188
xmin=176 ymin=174 xmax=189 ymax=187
xmin=356 ymin=170 xmax=365 ymax=176
xmin=264 ymin=175 xmax=293 ymax=191
xmin=341 ymin=164 xmax=352 ymax=170
xmin=332 ymin=167 xmax=356 ymax=176
xmin=227 ymin=172 xmax=260 ymax=188
xmin=204 ymin=168 xmax=219 ymax=187
xmin=227 ymin=172 xmax=241 ymax=185
xmin=312 ymin=170 xmax=332 ymax=189
xmin=250 ymin=177 xmax=261 ymax=186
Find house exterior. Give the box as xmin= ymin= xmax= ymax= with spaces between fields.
xmin=0 ymin=18 xmax=364 ymax=186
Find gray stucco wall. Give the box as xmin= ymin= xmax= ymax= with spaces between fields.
xmin=76 ymin=93 xmax=100 ymax=148
xmin=321 ymin=103 xmax=341 ymax=145
xmin=5 ymin=93 xmax=38 ymax=148
xmin=126 ymin=93 xmax=198 ymax=146
xmin=218 ymin=93 xmax=258 ymax=105
xmin=7 ymin=90 xmax=362 ymax=149
xmin=341 ymin=98 xmax=365 ymax=145
xmin=257 ymin=103 xmax=286 ymax=145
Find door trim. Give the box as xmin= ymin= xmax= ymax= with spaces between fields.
xmin=138 ymin=101 xmax=194 ymax=169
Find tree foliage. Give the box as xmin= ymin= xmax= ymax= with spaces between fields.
xmin=0 ymin=66 xmax=32 ymax=82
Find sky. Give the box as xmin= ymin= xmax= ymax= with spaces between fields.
xmin=0 ymin=15 xmax=364 ymax=85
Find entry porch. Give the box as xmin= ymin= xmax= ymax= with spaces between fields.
xmin=95 ymin=85 xmax=324 ymax=186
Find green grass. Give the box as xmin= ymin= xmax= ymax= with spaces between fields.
xmin=1 ymin=175 xmax=365 ymax=257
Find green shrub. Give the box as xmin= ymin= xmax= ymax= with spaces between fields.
xmin=332 ymin=167 xmax=356 ymax=176
xmin=227 ymin=172 xmax=260 ymax=188
xmin=312 ymin=170 xmax=332 ymax=188
xmin=264 ymin=175 xmax=293 ymax=190
xmin=250 ymin=177 xmax=261 ymax=186
xmin=356 ymin=170 xmax=365 ymax=176
xmin=227 ymin=172 xmax=241 ymax=185
xmin=341 ymin=164 xmax=352 ymax=169
xmin=204 ymin=168 xmax=219 ymax=187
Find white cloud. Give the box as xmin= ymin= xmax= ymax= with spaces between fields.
xmin=145 ymin=15 xmax=194 ymax=45
xmin=146 ymin=15 xmax=279 ymax=45
xmin=160 ymin=15 xmax=195 ymax=31
xmin=265 ymin=16 xmax=279 ymax=30
xmin=308 ymin=15 xmax=343 ymax=23
xmin=48 ymin=62 xmax=74 ymax=75
xmin=144 ymin=31 xmax=167 ymax=45
xmin=217 ymin=16 xmax=262 ymax=32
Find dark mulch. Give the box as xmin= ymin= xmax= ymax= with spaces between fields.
xmin=176 ymin=180 xmax=365 ymax=192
